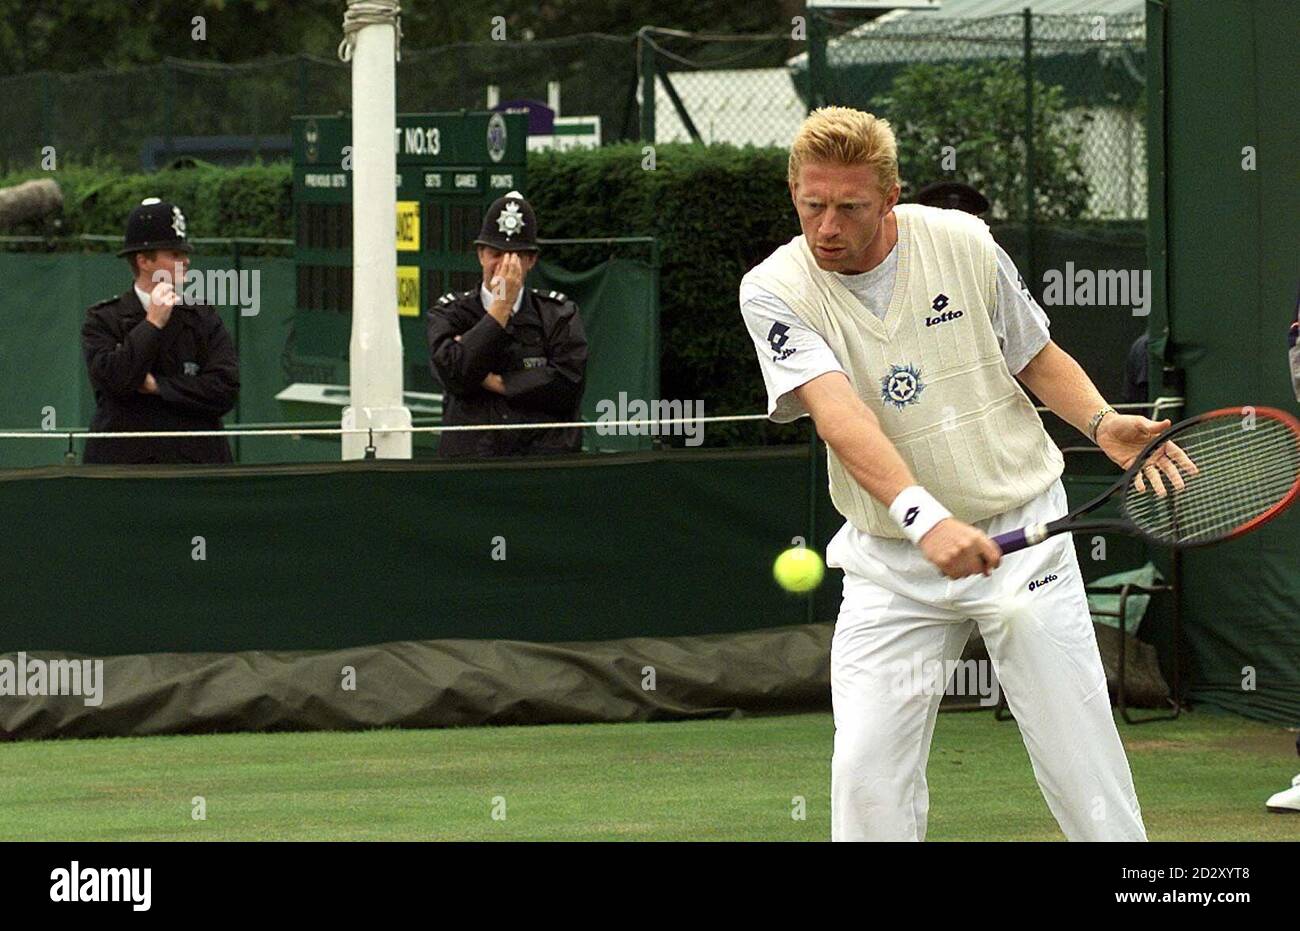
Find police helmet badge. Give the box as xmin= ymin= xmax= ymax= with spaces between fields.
xmin=496 ymin=196 xmax=526 ymax=240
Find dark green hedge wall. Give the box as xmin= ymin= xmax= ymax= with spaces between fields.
xmin=0 ymin=144 xmax=805 ymax=444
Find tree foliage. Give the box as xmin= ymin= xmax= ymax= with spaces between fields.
xmin=873 ymin=60 xmax=1090 ymax=222
xmin=0 ymin=0 xmax=797 ymax=75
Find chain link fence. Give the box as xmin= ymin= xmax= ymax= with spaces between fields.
xmin=804 ymin=11 xmax=1146 ymax=222
xmin=1 ymin=14 xmax=1145 ymax=221
xmin=636 ymin=27 xmax=805 ymax=147
xmin=633 ymin=13 xmax=1144 ymax=221
xmin=0 ymin=35 xmax=638 ymax=173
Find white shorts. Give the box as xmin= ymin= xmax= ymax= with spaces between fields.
xmin=825 ymin=479 xmax=1147 ymax=841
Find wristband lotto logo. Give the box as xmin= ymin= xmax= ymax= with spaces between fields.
xmin=50 ymin=862 xmax=151 ymax=911
xmin=0 ymin=653 xmax=103 ymax=706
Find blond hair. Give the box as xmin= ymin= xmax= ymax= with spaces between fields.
xmin=788 ymin=106 xmax=899 ymax=195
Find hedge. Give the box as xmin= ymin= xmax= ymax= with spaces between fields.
xmin=0 ymin=144 xmax=804 ymax=444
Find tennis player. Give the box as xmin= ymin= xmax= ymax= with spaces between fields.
xmin=1266 ymin=292 xmax=1300 ymax=814
xmin=741 ymin=107 xmax=1165 ymax=841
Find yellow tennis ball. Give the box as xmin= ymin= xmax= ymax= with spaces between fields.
xmin=773 ymin=547 xmax=825 ymax=593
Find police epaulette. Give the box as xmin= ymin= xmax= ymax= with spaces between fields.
xmin=436 ymin=292 xmax=457 ymax=305
xmin=532 ymin=289 xmax=567 ymax=303
xmin=90 ymin=295 xmax=117 ymax=308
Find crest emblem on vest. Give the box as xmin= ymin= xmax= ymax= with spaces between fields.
xmin=496 ymin=201 xmax=526 ymax=239
xmin=880 ymin=363 xmax=925 ymax=410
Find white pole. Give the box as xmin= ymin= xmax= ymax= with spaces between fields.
xmin=339 ymin=0 xmax=411 ymax=459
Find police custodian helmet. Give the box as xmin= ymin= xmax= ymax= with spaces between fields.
xmin=473 ymin=191 xmax=539 ymax=253
xmin=117 ymin=197 xmax=191 ymax=256
xmin=911 ymin=181 xmax=990 ymax=217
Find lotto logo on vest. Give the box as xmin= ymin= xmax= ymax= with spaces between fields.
xmin=1028 ymin=573 xmax=1058 ymax=592
xmin=926 ymin=292 xmax=963 ymax=327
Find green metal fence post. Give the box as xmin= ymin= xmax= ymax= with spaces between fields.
xmin=1022 ymin=8 xmax=1037 ymax=299
xmin=638 ymin=28 xmax=656 ymax=144
xmin=808 ymin=12 xmax=828 ymax=112
xmin=232 ymin=239 xmax=243 ymax=463
xmin=297 ymin=55 xmax=309 ymax=116
xmin=163 ymin=63 xmax=176 ymax=165
xmin=40 ymin=71 xmax=52 ymax=160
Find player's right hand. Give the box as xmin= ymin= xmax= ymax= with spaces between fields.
xmin=489 ymin=252 xmax=524 ymax=312
xmin=146 ymin=281 xmax=178 ymax=329
xmin=919 ymin=518 xmax=1002 ymax=579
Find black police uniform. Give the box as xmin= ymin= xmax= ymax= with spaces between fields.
xmin=81 ymin=198 xmax=240 ymax=464
xmin=425 ymin=192 xmax=588 ymax=458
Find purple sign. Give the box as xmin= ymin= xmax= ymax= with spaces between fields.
xmin=493 ymin=100 xmax=554 ymax=136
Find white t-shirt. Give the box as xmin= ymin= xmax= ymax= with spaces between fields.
xmin=741 ymin=236 xmax=1049 ymax=422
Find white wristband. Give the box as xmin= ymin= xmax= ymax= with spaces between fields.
xmin=889 ymin=486 xmax=952 ymax=545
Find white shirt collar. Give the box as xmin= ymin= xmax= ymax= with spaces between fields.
xmin=481 ymin=284 xmax=524 ymax=315
xmin=133 ymin=284 xmax=153 ymax=311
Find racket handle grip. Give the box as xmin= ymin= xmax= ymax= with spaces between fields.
xmin=992 ymin=528 xmax=1030 ymax=555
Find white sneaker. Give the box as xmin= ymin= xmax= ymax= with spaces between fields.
xmin=1266 ymin=773 xmax=1300 ymax=813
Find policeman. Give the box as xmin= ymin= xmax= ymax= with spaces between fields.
xmin=81 ymin=197 xmax=240 ymax=464
xmin=426 ymin=191 xmax=589 ymax=457
xmin=912 ymin=180 xmax=991 ymax=217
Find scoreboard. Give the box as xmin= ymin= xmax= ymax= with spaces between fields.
xmin=291 ymin=111 xmax=528 ymax=393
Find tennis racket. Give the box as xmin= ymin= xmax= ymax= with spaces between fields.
xmin=993 ymin=406 xmax=1300 ymax=555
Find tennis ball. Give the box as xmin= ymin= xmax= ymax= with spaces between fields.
xmin=773 ymin=547 xmax=825 ymax=593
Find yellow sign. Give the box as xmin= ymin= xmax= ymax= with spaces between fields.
xmin=396 ymin=201 xmax=420 ymax=251
xmin=397 ymin=266 xmax=420 ymax=317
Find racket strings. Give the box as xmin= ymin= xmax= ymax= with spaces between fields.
xmin=1125 ymin=421 xmax=1298 ymax=541
xmin=1134 ymin=433 xmax=1297 ymax=540
xmin=1123 ymin=416 xmax=1300 ymax=543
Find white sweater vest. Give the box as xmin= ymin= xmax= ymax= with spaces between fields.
xmin=744 ymin=204 xmax=1062 ymax=538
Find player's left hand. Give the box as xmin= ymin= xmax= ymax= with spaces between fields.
xmin=1097 ymin=413 xmax=1197 ymax=495
xmin=1096 ymin=414 xmax=1166 ymax=468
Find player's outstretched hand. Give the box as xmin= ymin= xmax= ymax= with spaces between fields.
xmin=1096 ymin=414 xmax=1169 ymax=471
xmin=919 ymin=518 xmax=1002 ymax=579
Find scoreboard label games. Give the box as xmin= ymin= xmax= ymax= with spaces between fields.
xmin=292 ymin=111 xmax=527 ymax=392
